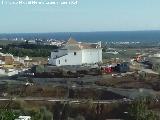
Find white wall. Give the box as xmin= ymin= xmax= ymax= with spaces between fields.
xmin=49 ymin=50 xmax=82 ymax=66
xmin=48 ymin=57 xmax=57 ymax=65
xmin=0 ymin=60 xmax=5 ymax=65
xmin=51 ymin=49 xmax=68 ymax=59
xmin=82 ymin=49 xmax=102 ymax=64
xmin=49 ymin=48 xmax=102 ymax=66
xmin=0 ymin=69 xmax=5 ymax=74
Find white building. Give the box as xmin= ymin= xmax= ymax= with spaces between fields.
xmin=15 ymin=116 xmax=31 ymax=120
xmin=153 ymin=53 xmax=160 ymax=58
xmin=48 ymin=38 xmax=102 ymax=66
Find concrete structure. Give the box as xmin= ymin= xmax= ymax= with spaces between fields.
xmin=0 ymin=60 xmax=5 ymax=65
xmin=153 ymin=53 xmax=160 ymax=58
xmin=0 ymin=52 xmax=35 ymax=76
xmin=0 ymin=68 xmax=19 ymax=76
xmin=48 ymin=39 xmax=65 ymax=46
xmin=0 ymin=53 xmax=14 ymax=65
xmin=48 ymin=38 xmax=102 ymax=66
xmin=148 ymin=53 xmax=160 ymax=64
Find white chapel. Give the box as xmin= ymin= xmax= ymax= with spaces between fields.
xmin=48 ymin=38 xmax=102 ymax=66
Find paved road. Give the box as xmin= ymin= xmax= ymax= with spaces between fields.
xmin=0 ymin=97 xmax=132 ymax=104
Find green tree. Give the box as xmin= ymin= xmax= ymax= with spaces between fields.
xmin=127 ymin=98 xmax=159 ymax=120
xmin=27 ymin=107 xmax=53 ymax=120
xmin=40 ymin=107 xmax=53 ymax=120
xmin=0 ymin=109 xmax=18 ymax=120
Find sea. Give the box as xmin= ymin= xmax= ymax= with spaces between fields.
xmin=0 ymin=31 xmax=160 ymax=43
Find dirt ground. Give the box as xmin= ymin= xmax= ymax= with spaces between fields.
xmin=96 ymin=73 xmax=160 ymax=90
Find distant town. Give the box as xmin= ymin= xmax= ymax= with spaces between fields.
xmin=0 ymin=35 xmax=160 ymax=119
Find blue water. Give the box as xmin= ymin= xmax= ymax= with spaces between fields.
xmin=0 ymin=31 xmax=160 ymax=43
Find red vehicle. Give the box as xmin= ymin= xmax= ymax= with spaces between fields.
xmin=102 ymin=66 xmax=113 ymax=74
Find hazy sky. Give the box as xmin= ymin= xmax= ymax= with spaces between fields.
xmin=0 ymin=0 xmax=160 ymax=33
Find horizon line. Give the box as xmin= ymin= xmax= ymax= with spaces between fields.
xmin=1 ymin=29 xmax=160 ymax=34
